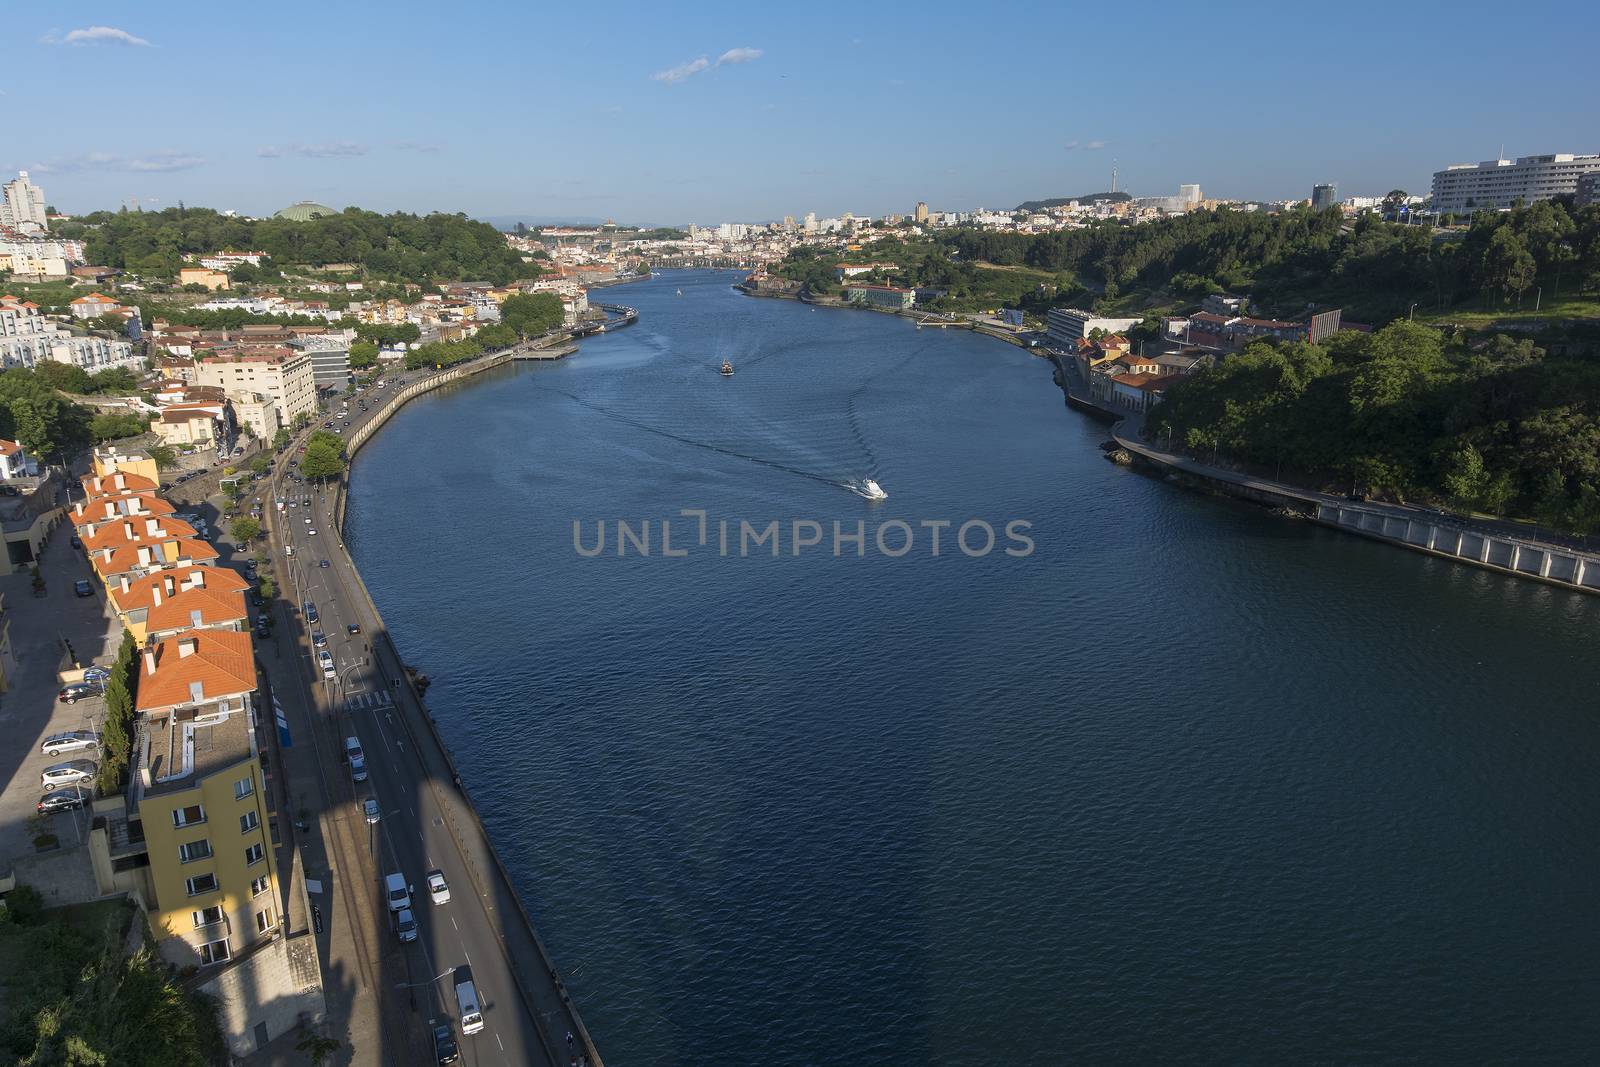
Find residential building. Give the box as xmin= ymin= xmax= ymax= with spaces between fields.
xmin=0 ymin=294 xmax=141 ymax=372
xmin=834 ymin=263 xmax=898 ymax=281
xmin=845 ymin=284 xmax=916 ymax=311
xmin=1046 ymin=308 xmax=1142 ymax=345
xmin=198 ymin=252 xmax=266 ymax=272
xmin=1200 ymin=293 xmax=1249 ymax=316
xmin=70 ymin=292 xmax=123 ymax=320
xmin=179 ymin=266 xmax=231 ymax=291
xmin=1312 ymin=183 xmax=1338 ymax=211
xmin=90 ymin=449 xmax=161 ymax=485
xmin=287 ymin=337 xmax=351 ymax=388
xmin=1179 ymin=184 xmax=1202 ymax=207
xmin=1108 ymin=372 xmax=1183 ymax=413
xmin=193 ymin=349 xmax=316 ymax=428
xmin=153 ymin=403 xmax=226 ymax=449
xmin=0 ymin=171 xmax=48 ymax=232
xmin=1431 ymin=153 xmax=1600 ymax=214
xmin=229 ymin=392 xmax=280 ymax=442
xmin=0 ymin=234 xmax=83 ymax=277
xmin=109 ymin=566 xmax=249 ymax=644
xmin=0 ymin=438 xmax=38 ymax=481
xmin=1577 ymin=173 xmax=1600 ymax=208
xmin=914 ymin=202 xmax=929 ymax=223
xmin=89 ymin=531 xmax=218 ymax=583
xmin=68 ymin=492 xmax=176 ymax=539
xmin=133 ymin=629 xmax=277 ymax=967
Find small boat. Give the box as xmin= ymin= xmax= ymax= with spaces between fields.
xmin=720 ymin=359 xmax=734 ymax=376
xmin=676 ymin=289 xmax=683 ymax=296
xmin=862 ymin=479 xmax=887 ymax=501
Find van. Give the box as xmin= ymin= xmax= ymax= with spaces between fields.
xmin=385 ymin=872 xmax=411 ymax=912
xmin=453 ymin=966 xmax=484 ymax=1035
xmin=345 ymin=737 xmax=368 ymax=782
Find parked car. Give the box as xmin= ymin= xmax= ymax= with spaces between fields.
xmin=41 ymin=760 xmax=97 ymax=790
xmin=304 ymin=602 xmax=319 ymax=623
xmin=69 ymin=534 xmax=82 ymax=548
xmin=313 ymin=631 xmax=328 ymax=648
xmin=431 ymin=1022 xmax=460 ymax=1064
xmin=318 ymin=649 xmax=336 ymax=678
xmin=73 ymin=579 xmax=94 ymax=598
xmin=81 ymin=666 xmax=111 ymax=684
xmin=396 ymin=907 xmax=418 ymax=943
xmin=426 ymin=870 xmax=451 ymax=906
xmin=41 ymin=731 xmax=100 ymax=756
xmin=37 ymin=791 xmax=88 ymax=815
xmin=256 ymin=619 xmax=271 ymax=638
xmin=58 ymin=682 xmax=100 ymax=704
xmin=364 ymin=798 xmax=381 ymax=824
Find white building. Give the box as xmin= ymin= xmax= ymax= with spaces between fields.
xmin=0 ymin=294 xmax=141 ymax=372
xmin=1045 ymin=308 xmax=1143 ymax=345
xmin=1431 ymin=153 xmax=1600 ymax=214
xmin=0 ymin=439 xmax=39 ymax=480
xmin=0 ymin=171 xmax=48 ymax=233
xmin=198 ymin=251 xmax=266 ymax=272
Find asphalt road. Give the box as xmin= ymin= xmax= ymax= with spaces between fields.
xmin=267 ymin=372 xmax=569 ymax=1067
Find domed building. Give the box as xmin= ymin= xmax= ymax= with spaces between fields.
xmin=274 ymin=200 xmax=336 ymax=221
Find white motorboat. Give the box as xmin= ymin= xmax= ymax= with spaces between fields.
xmin=861 ymin=479 xmax=887 ymax=501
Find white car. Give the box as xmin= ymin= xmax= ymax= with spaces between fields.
xmin=318 ymin=650 xmax=336 ymax=679
xmin=426 ymin=869 xmax=451 ymax=906
xmin=364 ymin=798 xmax=381 ymax=824
xmin=41 ymin=731 xmax=100 ymax=757
xmin=307 ymin=528 xmax=317 ymax=536
xmin=41 ymin=760 xmax=97 ymax=790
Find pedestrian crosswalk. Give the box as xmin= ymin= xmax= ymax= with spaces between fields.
xmin=345 ymin=690 xmax=395 ymax=712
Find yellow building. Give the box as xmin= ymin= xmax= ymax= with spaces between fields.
xmin=178 ymin=266 xmax=231 ymax=291
xmin=134 ymin=630 xmax=278 ymax=965
xmin=92 ymin=446 xmax=161 ymax=485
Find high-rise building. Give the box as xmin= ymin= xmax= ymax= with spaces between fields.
xmin=914 ymin=201 xmax=929 ymax=223
xmin=193 ymin=349 xmax=317 ymax=428
xmin=1431 ymin=153 xmax=1600 ymax=214
xmin=1179 ymin=184 xmax=1202 ymax=206
xmin=1311 ymin=183 xmax=1338 ymax=211
xmin=0 ymin=171 xmax=48 ymax=233
xmin=803 ymin=212 xmax=817 ymax=233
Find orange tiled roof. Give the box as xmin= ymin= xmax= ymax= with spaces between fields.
xmin=69 ymin=494 xmax=175 ymax=530
xmin=93 ymin=537 xmax=218 ymax=578
xmin=137 ymin=629 xmax=255 ymax=712
xmin=81 ymin=471 xmax=160 ymax=498
xmin=110 ymin=564 xmax=249 ymax=616
xmin=83 ymin=517 xmax=198 ymax=554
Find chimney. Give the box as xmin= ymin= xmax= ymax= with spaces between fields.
xmin=164 ymin=575 xmax=176 ymax=597
xmin=119 ymin=575 xmax=130 ymax=594
xmin=178 ymin=637 xmax=198 ymax=658
xmin=151 ymin=582 xmax=161 ymax=606
xmin=145 ymin=518 xmax=159 ymax=536
xmin=143 ymin=647 xmax=157 ymax=675
xmin=190 ymin=569 xmax=205 ymax=588
xmin=123 ymin=520 xmax=134 ymax=540
xmin=137 ymin=546 xmax=151 ymax=566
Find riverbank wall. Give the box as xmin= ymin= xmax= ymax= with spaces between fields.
xmin=738 ymin=283 xmax=1037 ymax=349
xmin=323 ymin=332 xmax=607 ymax=1066
xmin=1045 ymin=355 xmax=1600 ymax=597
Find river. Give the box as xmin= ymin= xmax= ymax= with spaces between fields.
xmin=345 ymin=269 xmax=1600 ymax=1064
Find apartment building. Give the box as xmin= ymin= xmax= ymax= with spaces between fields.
xmin=193 ymin=348 xmax=316 ymax=428
xmin=1045 ymin=308 xmax=1143 ymax=345
xmin=111 ymin=565 xmax=249 ymax=646
xmin=0 ymin=294 xmax=140 ymax=371
xmin=133 ymin=629 xmax=277 ymax=966
xmin=1431 ymin=153 xmax=1600 ymax=214
xmin=845 ymin=284 xmax=916 ymax=311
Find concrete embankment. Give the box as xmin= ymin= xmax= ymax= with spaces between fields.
xmin=1047 ymin=354 xmax=1600 ymax=597
xmin=327 ymin=334 xmax=606 ymax=1066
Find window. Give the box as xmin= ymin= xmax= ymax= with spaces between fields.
xmin=250 ymin=876 xmax=271 ymax=898
xmin=255 ymin=908 xmax=275 ymax=934
xmin=178 ymin=839 xmax=213 ymax=863
xmin=172 ymin=804 xmax=205 ymax=827
xmin=240 ymin=810 xmax=259 ymax=834
xmin=185 ymin=873 xmax=218 ymax=896
xmin=234 ymin=776 xmax=253 ymax=800
xmin=192 ymin=905 xmax=224 ymax=929
xmin=198 ymin=938 xmax=230 ymax=965
xmin=245 ymin=843 xmax=264 ymax=866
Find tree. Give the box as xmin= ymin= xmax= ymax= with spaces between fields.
xmin=500 ymin=292 xmax=564 ymax=338
xmin=299 ymin=440 xmax=345 ymax=480
xmin=348 ymin=341 xmax=379 ymax=370
xmin=258 ymin=574 xmax=276 ymax=601
xmin=229 ymin=517 xmax=261 ymax=543
xmin=32 ymin=361 xmax=91 ymax=394
xmin=273 ymin=427 xmax=291 ymax=449
xmin=248 ymin=453 xmax=273 ymax=475
xmin=147 ymin=444 xmax=177 ymax=469
xmin=295 ymin=1027 xmax=343 ymax=1067
xmin=90 ymin=412 xmax=148 ymax=440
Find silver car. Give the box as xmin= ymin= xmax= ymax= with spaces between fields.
xmin=41 ymin=760 xmax=97 ymax=791
xmin=41 ymin=731 xmax=100 ymax=757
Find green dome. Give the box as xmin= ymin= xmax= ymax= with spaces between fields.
xmin=275 ymin=200 xmax=336 ymax=221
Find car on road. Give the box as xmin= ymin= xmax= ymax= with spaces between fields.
xmin=41 ymin=760 xmax=97 ymax=790
xmin=319 ymin=559 xmax=330 ymax=568
xmin=364 ymin=798 xmax=381 ymax=824
xmin=73 ymin=579 xmax=94 ymax=597
xmin=346 ymin=623 xmax=361 ymax=635
xmin=58 ymin=682 xmax=101 ymax=704
xmin=256 ymin=619 xmax=271 ymax=638
xmin=396 ymin=907 xmax=418 ymax=943
xmin=304 ymin=516 xmax=312 ymax=524
xmin=430 ymin=1022 xmax=459 ymax=1064
xmin=69 ymin=534 xmax=82 ymax=548
xmin=37 ymin=791 xmax=88 ymax=815
xmin=426 ymin=869 xmax=451 ymax=906
xmin=313 ymin=631 xmax=327 ymax=648
xmin=42 ymin=731 xmax=100 ymax=756
xmin=307 ymin=528 xmax=317 ymax=536
xmin=385 ymin=872 xmax=412 ymax=912
xmin=304 ymin=602 xmax=318 ymax=623
xmin=318 ymin=650 xmax=336 ymax=678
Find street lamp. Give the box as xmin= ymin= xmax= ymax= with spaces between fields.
xmin=1408 ymin=302 xmax=1418 ymax=321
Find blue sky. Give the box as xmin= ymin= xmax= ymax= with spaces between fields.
xmin=4 ymin=0 xmax=1597 ymax=225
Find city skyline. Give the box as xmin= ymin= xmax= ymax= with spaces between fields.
xmin=2 ymin=0 xmax=1598 ymax=224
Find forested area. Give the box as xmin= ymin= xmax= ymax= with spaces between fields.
xmin=56 ymin=205 xmax=542 ymax=286
xmin=1146 ymin=322 xmax=1600 ymax=532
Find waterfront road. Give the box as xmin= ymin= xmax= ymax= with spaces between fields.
xmin=265 ymin=353 xmax=592 ymax=1067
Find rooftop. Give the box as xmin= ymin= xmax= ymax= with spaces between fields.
xmin=138 ymin=695 xmax=256 ymax=799
xmin=136 ymin=628 xmax=255 ymax=714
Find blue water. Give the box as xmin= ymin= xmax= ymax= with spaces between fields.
xmin=347 ymin=270 xmax=1600 ymax=1064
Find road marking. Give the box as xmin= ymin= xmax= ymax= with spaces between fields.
xmin=496 ymin=1033 xmax=504 ymax=1051
xmin=451 ymin=916 xmax=458 ymax=931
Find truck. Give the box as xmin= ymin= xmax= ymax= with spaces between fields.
xmin=453 ymin=965 xmax=484 ymax=1035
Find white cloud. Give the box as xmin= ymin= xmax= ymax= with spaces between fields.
xmin=28 ymin=150 xmax=203 ymax=174
xmin=716 ymin=47 xmax=763 ymax=65
xmin=1064 ymin=139 xmax=1107 ymax=151
xmin=258 ymin=141 xmax=369 ymax=159
xmin=652 ymin=57 xmax=709 ymax=84
xmin=50 ymin=26 xmax=151 ymax=47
